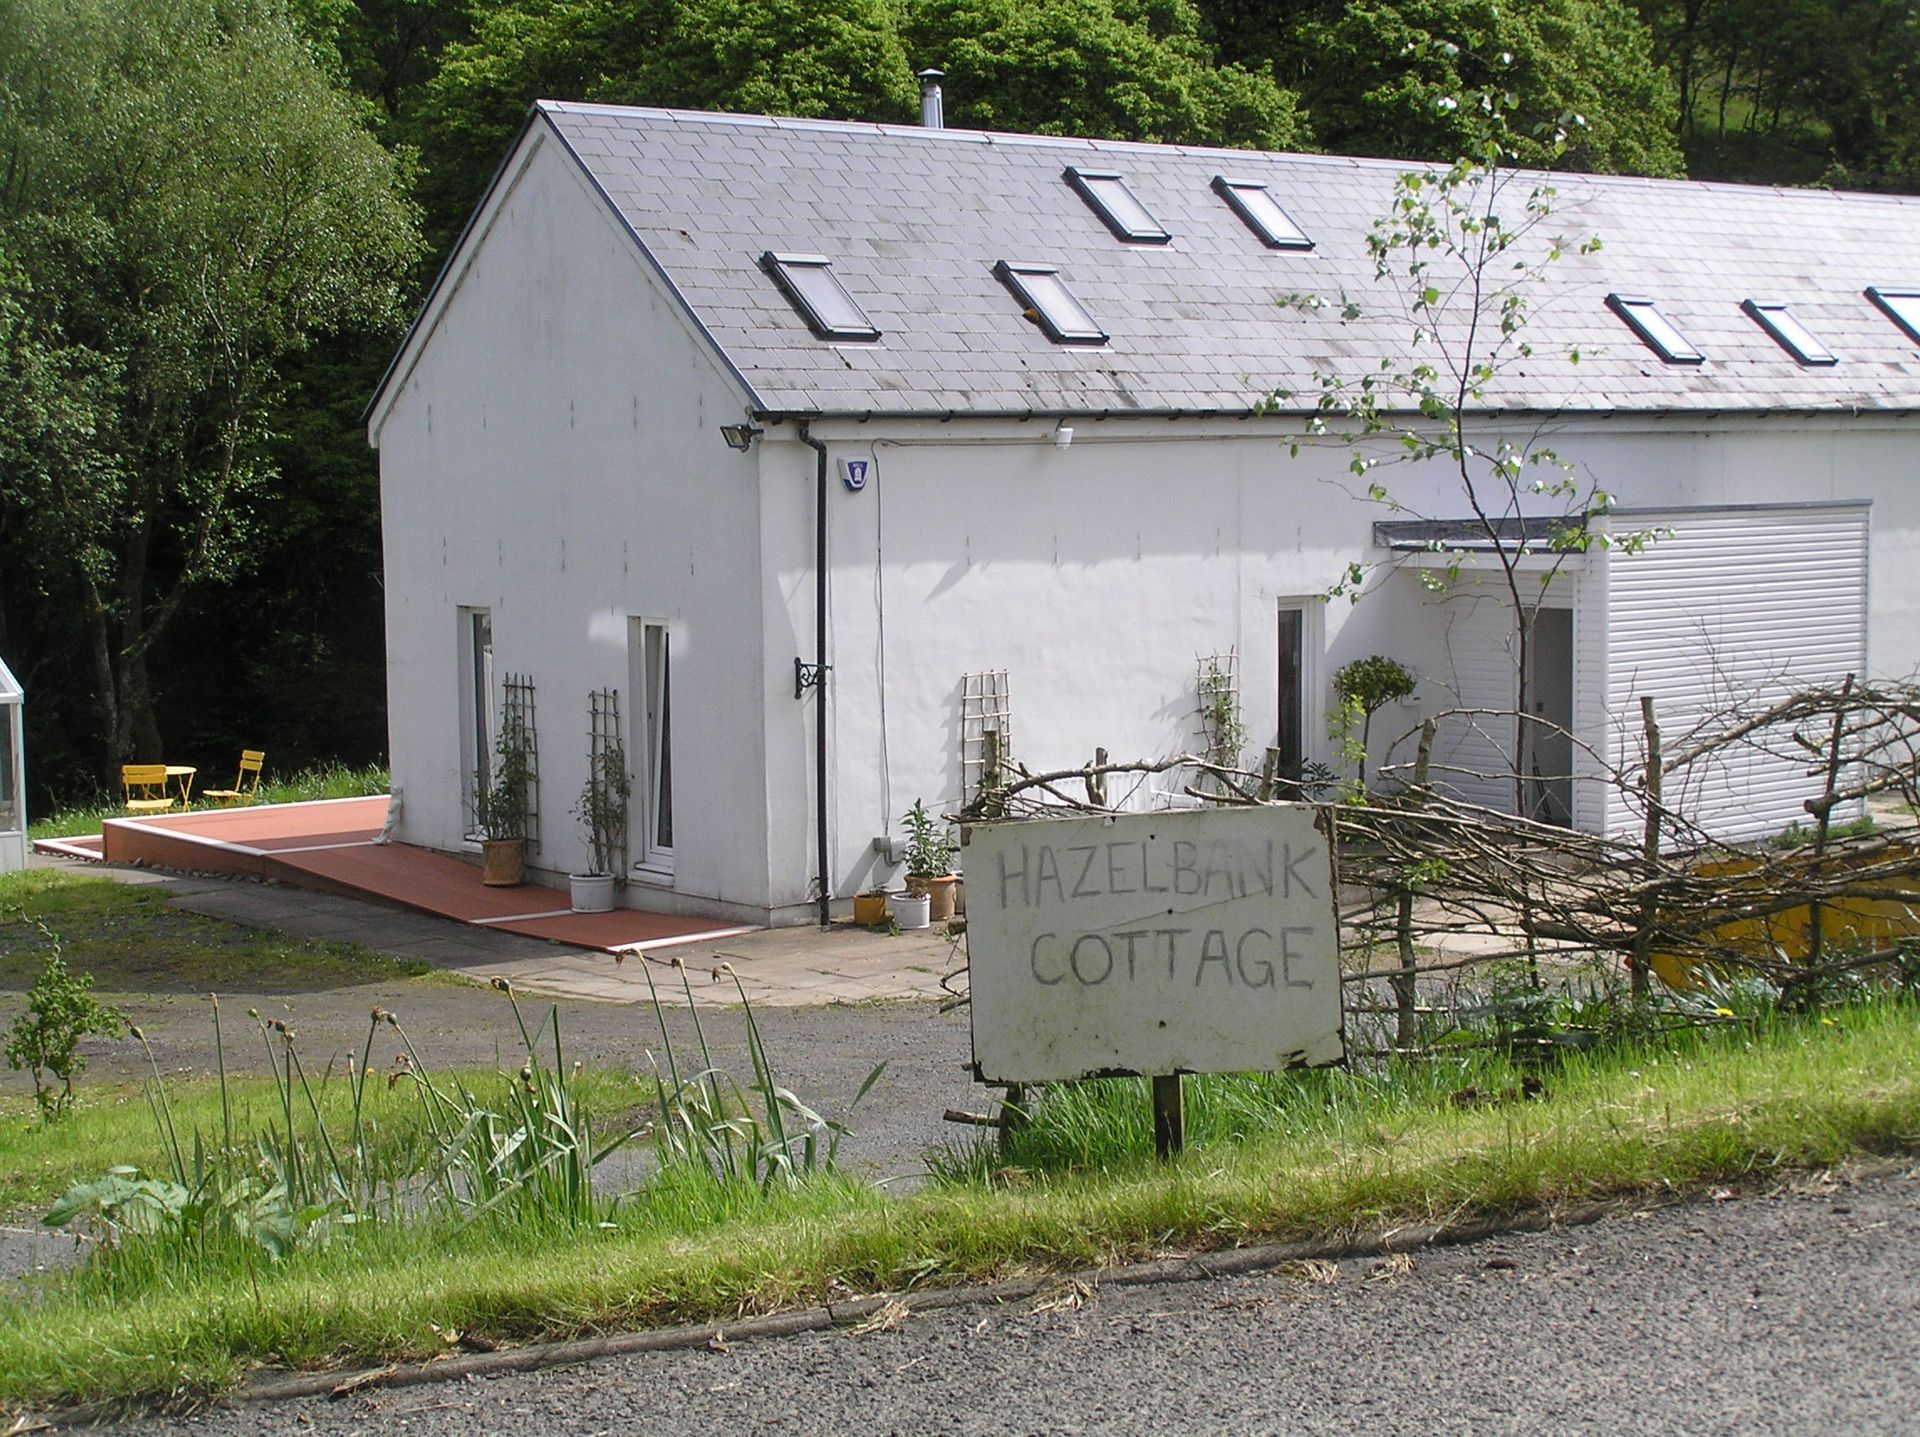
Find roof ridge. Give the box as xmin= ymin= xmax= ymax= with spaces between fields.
xmin=534 ymin=99 xmax=1920 ymax=208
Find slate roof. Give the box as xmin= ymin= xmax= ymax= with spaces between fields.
xmin=533 ymin=101 xmax=1920 ymax=418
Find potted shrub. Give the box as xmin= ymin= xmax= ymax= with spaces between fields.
xmin=475 ymin=712 xmax=533 ymax=887
xmin=570 ymin=737 xmax=630 ymax=913
xmin=901 ymin=799 xmax=959 ymax=922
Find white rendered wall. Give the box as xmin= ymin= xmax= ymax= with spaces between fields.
xmin=769 ymin=415 xmax=1917 ymax=915
xmin=374 ymin=129 xmax=773 ymax=920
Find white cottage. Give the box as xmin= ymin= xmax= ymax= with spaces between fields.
xmin=367 ymin=100 xmax=1920 ymax=926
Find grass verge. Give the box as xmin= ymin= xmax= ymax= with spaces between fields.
xmin=2 ymin=999 xmax=1915 ymax=1410
xmin=0 ymin=870 xmax=440 ymax=994
xmin=0 ymin=1067 xmax=653 ymax=1215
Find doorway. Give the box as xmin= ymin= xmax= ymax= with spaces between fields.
xmin=1524 ymin=606 xmax=1574 ymax=826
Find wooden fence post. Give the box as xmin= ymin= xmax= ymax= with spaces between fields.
xmin=1630 ymin=695 xmax=1663 ymax=1003
xmin=1806 ymin=672 xmax=1856 ymax=973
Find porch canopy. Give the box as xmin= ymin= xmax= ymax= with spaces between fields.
xmin=1375 ymin=503 xmax=1870 ymax=844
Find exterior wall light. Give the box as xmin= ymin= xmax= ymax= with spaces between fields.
xmin=1052 ymin=422 xmax=1074 ymax=448
xmin=720 ymin=423 xmax=764 ymax=451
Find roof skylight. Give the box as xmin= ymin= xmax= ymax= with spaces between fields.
xmin=994 ymin=261 xmax=1107 ymax=344
xmin=1211 ymin=175 xmax=1313 ymax=251
xmin=1063 ymin=168 xmax=1170 ymax=244
xmin=760 ymin=252 xmax=879 ymax=341
xmin=1606 ymin=294 xmax=1704 ymax=365
xmin=1742 ymin=299 xmax=1836 ymax=366
xmin=1865 ymin=286 xmax=1920 ymax=345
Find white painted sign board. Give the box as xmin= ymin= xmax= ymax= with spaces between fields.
xmin=967 ymin=805 xmax=1344 ymax=1083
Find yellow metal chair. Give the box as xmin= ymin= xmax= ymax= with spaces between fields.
xmin=121 ymin=764 xmax=176 ymax=815
xmin=203 ymin=750 xmax=265 ymax=806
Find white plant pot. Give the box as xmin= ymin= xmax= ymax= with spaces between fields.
xmin=891 ymin=891 xmax=931 ymax=930
xmin=569 ymin=872 xmax=616 ymax=913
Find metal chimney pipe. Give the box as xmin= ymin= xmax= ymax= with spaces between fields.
xmin=917 ymin=68 xmax=945 ymax=129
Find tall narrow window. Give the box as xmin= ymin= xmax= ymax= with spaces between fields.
xmin=457 ymin=607 xmax=493 ymax=839
xmin=1276 ymin=607 xmax=1305 ymax=785
xmin=630 ymin=620 xmax=674 ymax=872
xmin=1275 ymin=599 xmax=1325 ymax=795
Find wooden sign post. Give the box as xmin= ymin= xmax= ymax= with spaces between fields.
xmin=966 ymin=805 xmax=1344 ymax=1160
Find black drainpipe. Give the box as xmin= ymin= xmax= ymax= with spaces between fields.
xmin=798 ymin=421 xmax=831 ymax=927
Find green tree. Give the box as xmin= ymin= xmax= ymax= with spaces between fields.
xmin=420 ymin=0 xmax=1303 ymax=254
xmin=1635 ymin=0 xmax=1920 ymax=190
xmin=0 ymin=0 xmax=422 ymax=779
xmin=899 ymin=0 xmax=1306 ymax=148
xmin=1274 ymin=84 xmax=1655 ymax=818
xmin=419 ymin=0 xmax=919 ymax=249
xmin=1204 ymin=0 xmax=1683 ymax=175
xmin=5 ymin=938 xmax=126 ymax=1122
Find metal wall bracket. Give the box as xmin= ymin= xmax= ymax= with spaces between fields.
xmin=794 ymin=657 xmax=830 ymax=699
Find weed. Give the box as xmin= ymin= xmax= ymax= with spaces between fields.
xmin=3 ymin=926 xmax=126 ymax=1121
xmin=636 ymin=959 xmax=884 ymax=1192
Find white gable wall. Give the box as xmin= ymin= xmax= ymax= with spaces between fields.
xmin=375 ymin=129 xmax=774 ymax=917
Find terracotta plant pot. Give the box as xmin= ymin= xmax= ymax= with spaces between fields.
xmin=481 ymin=837 xmax=525 ymax=887
xmin=892 ymin=891 xmax=931 ymax=930
xmin=925 ymin=873 xmax=959 ymax=922
xmin=569 ymin=872 xmax=616 ymax=913
xmin=852 ymin=892 xmax=890 ymax=927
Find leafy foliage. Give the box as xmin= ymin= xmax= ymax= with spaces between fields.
xmin=418 ymin=0 xmax=919 ymax=250
xmin=899 ymin=0 xmax=1305 ymax=148
xmin=1635 ymin=0 xmax=1920 ymax=190
xmin=4 ymin=936 xmax=126 ymax=1122
xmin=1332 ymin=655 xmax=1418 ymax=784
xmin=0 ymin=0 xmax=422 ymax=783
xmin=474 ymin=708 xmax=535 ymax=841
xmin=901 ymin=798 xmax=959 ymax=879
xmin=1197 ymin=652 xmax=1248 ymax=773
xmin=575 ymin=734 xmax=632 ymax=876
xmin=1203 ymin=0 xmax=1683 ymax=174
xmin=1267 ymin=78 xmax=1658 ymax=809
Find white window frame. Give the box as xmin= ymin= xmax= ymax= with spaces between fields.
xmin=456 ymin=606 xmax=493 ymax=843
xmin=628 ymin=618 xmax=674 ymax=878
xmin=1277 ymin=597 xmax=1327 ymax=782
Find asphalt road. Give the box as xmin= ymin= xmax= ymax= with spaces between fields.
xmin=104 ymin=1163 xmax=1920 ymax=1437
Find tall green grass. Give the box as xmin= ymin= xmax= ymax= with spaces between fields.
xmin=1 ymin=998 xmax=1915 ymax=1409
xmin=27 ymin=763 xmax=390 ymax=839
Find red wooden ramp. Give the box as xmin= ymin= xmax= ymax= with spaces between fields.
xmin=81 ymin=797 xmax=752 ymax=954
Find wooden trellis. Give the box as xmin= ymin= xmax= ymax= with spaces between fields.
xmin=589 ymin=687 xmax=628 ymax=874
xmin=960 ymin=670 xmax=1013 ymax=810
xmin=502 ymin=672 xmax=541 ymax=853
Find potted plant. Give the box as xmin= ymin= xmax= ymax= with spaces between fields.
xmin=570 ymin=737 xmax=630 ymax=913
xmin=474 ymin=712 xmax=534 ymax=887
xmin=852 ymin=882 xmax=890 ymax=927
xmin=891 ymin=887 xmax=931 ymax=930
xmin=901 ymin=798 xmax=959 ymax=922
